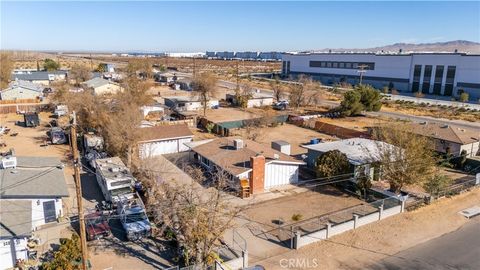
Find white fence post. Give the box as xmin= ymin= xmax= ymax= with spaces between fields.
xmin=242 ymin=250 xmax=248 ymax=268
xmin=326 ymin=223 xmax=332 ymax=239
xmin=378 ymin=205 xmax=384 ymax=220
xmin=353 ymin=214 xmax=359 ymax=229
xmin=294 ymin=230 xmax=301 ymax=250
xmin=400 ymin=200 xmax=406 ymax=213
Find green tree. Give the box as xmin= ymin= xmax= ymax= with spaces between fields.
xmin=315 ymin=150 xmax=352 ymax=179
xmin=355 ymin=165 xmax=373 ymax=200
xmin=339 ymin=85 xmax=382 ymax=116
xmin=459 ymin=92 xmax=469 ymax=103
xmin=42 ymin=234 xmax=82 ymax=270
xmin=339 ymin=90 xmax=363 ymax=116
xmin=44 ymin=58 xmax=60 ymax=71
xmin=356 ymin=84 xmax=382 ymax=111
xmin=423 ymin=173 xmax=452 ymax=197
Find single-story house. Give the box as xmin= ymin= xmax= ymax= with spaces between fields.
xmin=11 ymin=70 xmax=68 ymax=85
xmin=0 ymin=201 xmax=31 ymax=270
xmin=226 ymin=92 xmax=274 ymax=108
xmin=141 ymin=104 xmax=165 ymax=119
xmin=302 ymin=138 xmax=397 ymax=181
xmin=154 ymin=72 xmax=178 ymax=84
xmin=189 ymin=137 xmax=305 ymax=193
xmin=164 ymin=96 xmax=219 ymax=112
xmin=0 ymin=156 xmax=69 ymax=269
xmin=407 ymin=122 xmax=479 ymax=157
xmin=83 ymin=77 xmax=122 ymax=95
xmin=1 ymin=80 xmax=43 ymax=101
xmin=137 ymin=124 xmax=194 ymax=158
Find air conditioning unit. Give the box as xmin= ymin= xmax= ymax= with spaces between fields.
xmin=2 ymin=156 xmax=17 ymax=169
xmin=233 ymin=139 xmax=244 ymax=150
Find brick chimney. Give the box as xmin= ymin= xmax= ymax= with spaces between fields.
xmin=249 ymin=155 xmax=265 ymax=194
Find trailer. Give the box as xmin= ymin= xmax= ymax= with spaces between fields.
xmin=94 ymin=157 xmax=136 ymax=203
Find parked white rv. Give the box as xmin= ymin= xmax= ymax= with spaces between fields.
xmin=94 ymin=157 xmax=136 ymax=203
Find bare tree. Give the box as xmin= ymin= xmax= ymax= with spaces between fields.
xmin=289 ymin=74 xmax=314 ymax=110
xmin=148 ymin=173 xmax=243 ymax=267
xmin=0 ymin=52 xmax=14 ymax=89
xmin=103 ymin=101 xmax=144 ymax=167
xmin=118 ymin=76 xmax=154 ymax=107
xmin=371 ymin=123 xmax=437 ymax=193
xmin=269 ymin=77 xmax=284 ymax=101
xmin=192 ymin=72 xmax=218 ymax=116
xmin=69 ymin=64 xmax=91 ymax=85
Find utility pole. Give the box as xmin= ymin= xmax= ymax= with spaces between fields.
xmin=357 ymin=64 xmax=368 ymax=85
xmin=192 ymin=56 xmax=196 ymax=78
xmin=70 ymin=111 xmax=88 ymax=270
xmin=235 ymin=60 xmax=240 ymax=94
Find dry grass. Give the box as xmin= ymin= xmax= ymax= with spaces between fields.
xmin=383 ymin=102 xmax=480 ymax=122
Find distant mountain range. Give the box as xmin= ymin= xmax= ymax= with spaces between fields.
xmin=315 ymin=40 xmax=480 ymax=54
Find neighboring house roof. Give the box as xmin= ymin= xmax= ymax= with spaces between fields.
xmin=0 ymin=157 xmax=69 ymax=198
xmin=191 ymin=137 xmax=304 ymax=176
xmin=0 ymin=200 xmax=32 ymax=238
xmin=409 ymin=122 xmax=480 ymax=145
xmin=302 ymin=138 xmax=396 ymax=165
xmin=251 ymin=92 xmax=274 ymax=99
xmin=164 ymin=96 xmax=216 ymax=103
xmin=138 ymin=124 xmax=193 ymax=143
xmin=11 ymin=72 xmax=50 ymax=81
xmin=2 ymin=80 xmax=43 ymax=93
xmin=84 ymin=77 xmax=116 ymax=89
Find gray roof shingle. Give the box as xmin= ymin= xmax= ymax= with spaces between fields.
xmin=0 ymin=157 xmax=69 ymax=198
xmin=0 ymin=200 xmax=32 ymax=238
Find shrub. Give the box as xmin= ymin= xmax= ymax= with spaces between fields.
xmin=291 ymin=213 xmax=303 ymax=221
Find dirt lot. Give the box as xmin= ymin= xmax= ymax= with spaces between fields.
xmin=203 ymin=107 xmax=260 ymax=123
xmin=255 ymin=187 xmax=480 ymax=269
xmin=230 ymin=123 xmax=336 ymax=156
xmin=0 ymin=112 xmax=69 ymax=158
xmin=244 ymin=186 xmax=364 ymax=228
xmin=311 ymin=116 xmax=388 ymax=132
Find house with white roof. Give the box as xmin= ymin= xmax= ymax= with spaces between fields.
xmin=302 ymin=138 xmax=397 ymax=181
xmin=226 ymin=91 xmax=274 ymax=108
xmin=1 ymin=80 xmax=44 ymax=101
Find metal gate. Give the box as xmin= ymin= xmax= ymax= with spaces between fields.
xmin=43 ymin=201 xmax=56 ymax=223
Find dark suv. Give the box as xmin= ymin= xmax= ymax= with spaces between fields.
xmin=85 ymin=212 xmax=111 ymax=241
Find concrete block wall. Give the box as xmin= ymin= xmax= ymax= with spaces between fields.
xmin=295 ymin=202 xmax=403 ymax=249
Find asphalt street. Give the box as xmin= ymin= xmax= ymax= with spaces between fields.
xmin=370 ymin=216 xmax=480 ymax=270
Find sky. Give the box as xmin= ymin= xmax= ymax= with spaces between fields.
xmin=1 ymin=1 xmax=479 ymax=52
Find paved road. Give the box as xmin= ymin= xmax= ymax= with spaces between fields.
xmin=371 ymin=217 xmax=480 ymax=270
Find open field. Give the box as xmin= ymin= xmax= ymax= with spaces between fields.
xmin=230 ymin=123 xmax=336 ymax=156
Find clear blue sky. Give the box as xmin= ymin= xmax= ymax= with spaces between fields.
xmin=1 ymin=1 xmax=479 ymax=52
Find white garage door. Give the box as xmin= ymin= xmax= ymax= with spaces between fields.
xmin=264 ymin=163 xmax=299 ymax=189
xmin=140 ymin=138 xmax=193 ymax=158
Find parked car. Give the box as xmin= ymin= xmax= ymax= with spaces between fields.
xmin=273 ymin=100 xmax=289 ymax=110
xmin=85 ymin=212 xmax=111 ymax=241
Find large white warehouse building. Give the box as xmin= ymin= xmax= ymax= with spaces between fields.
xmin=281 ymin=52 xmax=480 ymax=100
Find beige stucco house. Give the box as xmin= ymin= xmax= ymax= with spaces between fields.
xmin=83 ymin=77 xmax=122 ymax=95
